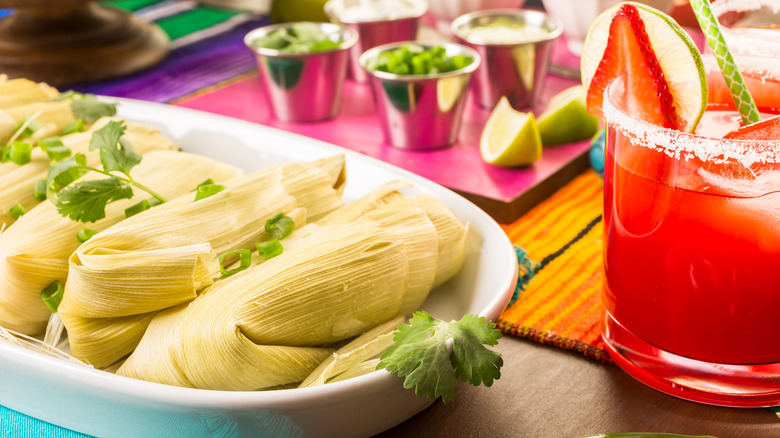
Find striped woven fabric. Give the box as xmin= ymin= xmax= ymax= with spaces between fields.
xmin=497 ymin=170 xmax=612 ymax=363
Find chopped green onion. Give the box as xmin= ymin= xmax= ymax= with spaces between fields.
xmin=148 ymin=197 xmax=164 ymax=207
xmin=39 ymin=137 xmax=72 ymax=161
xmin=197 ymin=178 xmax=214 ymax=188
xmin=124 ymin=199 xmax=151 ymax=218
xmin=33 ymin=179 xmax=47 ymax=201
xmin=0 ymin=146 xmax=8 ymax=162
xmin=61 ymin=119 xmax=85 ymax=135
xmin=51 ymin=90 xmax=84 ymax=101
xmin=13 ymin=117 xmax=40 ymax=139
xmin=194 ymin=183 xmax=225 ymax=201
xmin=77 ymin=228 xmax=97 ymax=243
xmin=218 ymin=248 xmax=252 ymax=276
xmin=40 ymin=280 xmax=65 ymax=313
xmin=9 ymin=203 xmax=26 ymax=219
xmin=265 ymin=212 xmax=295 ymax=240
xmin=256 ymin=239 xmax=283 ymax=260
xmin=9 ymin=141 xmax=32 ymax=165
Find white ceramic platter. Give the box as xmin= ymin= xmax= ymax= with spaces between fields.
xmin=0 ymin=99 xmax=518 ymax=438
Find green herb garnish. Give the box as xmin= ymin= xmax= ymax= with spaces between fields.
xmin=9 ymin=204 xmax=26 ymax=219
xmin=46 ymin=120 xmax=166 ymax=223
xmin=70 ymin=94 xmax=117 ymax=124
xmin=61 ymin=119 xmax=85 ymax=136
xmin=256 ymin=239 xmax=283 ymax=260
xmin=218 ymin=248 xmax=252 ymax=276
xmin=39 ymin=137 xmax=72 ymax=161
xmin=33 ymin=179 xmax=47 ymax=201
xmin=194 ymin=183 xmax=225 ymax=201
xmin=367 ymin=44 xmax=473 ymax=76
xmin=377 ymin=311 xmax=502 ymax=403
xmin=9 ymin=141 xmax=32 ymax=165
xmin=265 ymin=212 xmax=295 ymax=240
xmin=40 ymin=280 xmax=65 ymax=313
xmin=77 ymin=228 xmax=97 ymax=243
xmin=253 ymin=22 xmax=342 ymax=54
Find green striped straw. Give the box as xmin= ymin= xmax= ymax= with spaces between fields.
xmin=689 ymin=0 xmax=761 ymax=125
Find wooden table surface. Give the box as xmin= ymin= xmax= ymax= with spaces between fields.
xmin=377 ymin=336 xmax=780 ymax=438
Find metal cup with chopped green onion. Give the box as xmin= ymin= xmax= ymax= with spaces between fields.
xmin=244 ymin=22 xmax=358 ymax=122
xmin=360 ymin=42 xmax=480 ymax=149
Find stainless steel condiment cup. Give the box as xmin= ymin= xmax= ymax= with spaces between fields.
xmin=360 ymin=42 xmax=481 ymax=150
xmin=325 ymin=0 xmax=428 ymax=83
xmin=451 ymin=9 xmax=563 ymax=110
xmin=244 ymin=22 xmax=358 ymax=122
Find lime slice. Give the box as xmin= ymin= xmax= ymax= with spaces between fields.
xmin=537 ymin=85 xmax=600 ymax=145
xmin=480 ymin=96 xmax=542 ymax=167
xmin=580 ymin=1 xmax=707 ymax=132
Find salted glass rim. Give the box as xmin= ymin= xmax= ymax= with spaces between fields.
xmin=602 ymin=77 xmax=780 ymax=167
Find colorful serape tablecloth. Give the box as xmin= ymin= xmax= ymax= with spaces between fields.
xmin=497 ymin=170 xmax=610 ymax=363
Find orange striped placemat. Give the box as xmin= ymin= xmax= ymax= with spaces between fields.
xmin=497 ymin=169 xmax=612 ymax=363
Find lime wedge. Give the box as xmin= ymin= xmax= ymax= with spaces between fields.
xmin=537 ymin=85 xmax=600 ymax=145
xmin=480 ymin=97 xmax=542 ymax=167
xmin=580 ymin=2 xmax=707 ymax=132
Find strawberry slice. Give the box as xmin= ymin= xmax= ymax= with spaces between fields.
xmin=723 ymin=113 xmax=780 ymax=140
xmin=586 ymin=4 xmax=682 ymax=130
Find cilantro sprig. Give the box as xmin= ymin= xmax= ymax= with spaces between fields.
xmin=46 ymin=120 xmax=166 ymax=223
xmin=377 ymin=311 xmax=503 ymax=403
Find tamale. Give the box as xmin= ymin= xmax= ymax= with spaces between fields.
xmin=0 ymin=118 xmax=177 ymax=227
xmin=117 ymin=189 xmax=462 ymax=390
xmin=0 ymin=150 xmax=243 ymax=335
xmin=60 ymin=156 xmax=346 ymax=368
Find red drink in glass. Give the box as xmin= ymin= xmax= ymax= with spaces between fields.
xmin=601 ymin=76 xmax=780 ymax=407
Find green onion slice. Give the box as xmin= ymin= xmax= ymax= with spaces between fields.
xmin=61 ymin=119 xmax=85 ymax=135
xmin=265 ymin=212 xmax=295 ymax=240
xmin=218 ymin=248 xmax=252 ymax=276
xmin=9 ymin=141 xmax=32 ymax=165
xmin=33 ymin=179 xmax=47 ymax=201
xmin=124 ymin=199 xmax=151 ymax=218
xmin=39 ymin=137 xmax=72 ymax=161
xmin=77 ymin=228 xmax=97 ymax=243
xmin=9 ymin=204 xmax=26 ymax=219
xmin=194 ymin=183 xmax=225 ymax=201
xmin=13 ymin=117 xmax=40 ymax=139
xmin=41 ymin=280 xmax=65 ymax=313
xmin=256 ymin=239 xmax=283 ymax=260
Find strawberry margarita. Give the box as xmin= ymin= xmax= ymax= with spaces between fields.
xmin=583 ymin=2 xmax=780 ymax=406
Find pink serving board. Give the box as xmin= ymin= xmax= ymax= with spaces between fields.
xmin=176 ymin=37 xmax=592 ymax=223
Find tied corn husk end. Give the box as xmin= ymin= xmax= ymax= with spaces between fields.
xmin=299 ymin=315 xmax=403 ymax=387
xmin=0 ymin=151 xmax=243 ymax=335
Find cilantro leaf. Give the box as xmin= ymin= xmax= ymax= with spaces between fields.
xmin=53 ymin=177 xmax=134 ymax=223
xmin=89 ymin=120 xmax=141 ymax=176
xmin=46 ymin=153 xmax=89 ymax=199
xmin=71 ymin=94 xmax=117 ymax=123
xmin=378 ymin=311 xmax=502 ymax=403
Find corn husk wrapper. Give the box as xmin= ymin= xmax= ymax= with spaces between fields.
xmin=0 ymin=78 xmax=59 ymax=140
xmin=0 ymin=150 xmax=243 ymax=335
xmin=0 ymin=77 xmax=59 ymax=109
xmin=60 ymin=156 xmax=346 ymax=368
xmin=119 ymin=219 xmax=409 ymax=390
xmin=117 ymin=185 xmax=463 ymax=391
xmin=299 ymin=315 xmax=402 ymax=387
xmin=319 ymin=181 xmax=468 ymax=314
xmin=0 ymin=118 xmax=176 ymax=227
xmin=0 ymin=100 xmax=77 ymax=144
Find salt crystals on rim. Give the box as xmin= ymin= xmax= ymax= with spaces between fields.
xmin=602 ymin=80 xmax=780 ymax=169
